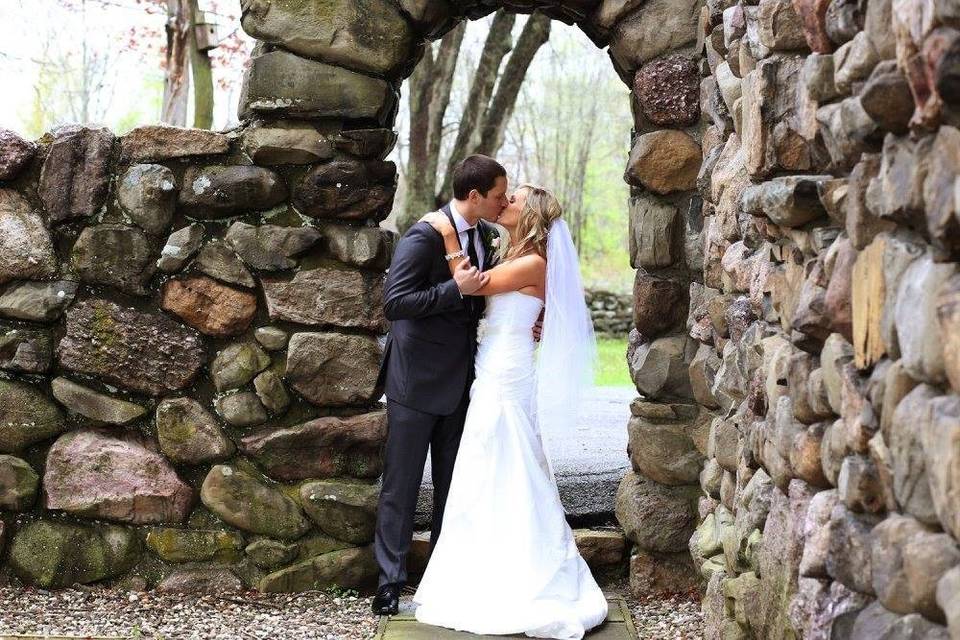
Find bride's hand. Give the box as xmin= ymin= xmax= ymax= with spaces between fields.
xmin=420 ymin=212 xmax=456 ymax=238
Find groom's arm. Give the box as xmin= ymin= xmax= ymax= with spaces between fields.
xmin=383 ymin=223 xmax=465 ymax=321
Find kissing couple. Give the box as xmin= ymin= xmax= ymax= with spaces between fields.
xmin=372 ymin=154 xmax=608 ymax=639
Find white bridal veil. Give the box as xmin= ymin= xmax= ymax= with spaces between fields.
xmin=534 ymin=218 xmax=597 ymax=484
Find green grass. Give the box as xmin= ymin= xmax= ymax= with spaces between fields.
xmin=594 ymin=337 xmax=632 ymax=387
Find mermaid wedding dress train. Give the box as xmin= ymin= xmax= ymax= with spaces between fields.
xmin=413 ymin=290 xmax=608 ymax=640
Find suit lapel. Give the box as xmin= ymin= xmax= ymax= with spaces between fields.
xmin=479 ymin=220 xmax=499 ymax=270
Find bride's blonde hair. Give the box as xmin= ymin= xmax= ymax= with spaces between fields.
xmin=503 ymin=184 xmax=563 ymax=261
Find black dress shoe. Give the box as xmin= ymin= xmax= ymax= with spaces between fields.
xmin=372 ymin=583 xmax=400 ymax=615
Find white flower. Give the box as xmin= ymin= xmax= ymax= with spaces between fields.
xmin=491 ymin=237 xmax=501 ymax=249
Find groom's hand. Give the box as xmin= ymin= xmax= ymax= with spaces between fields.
xmin=454 ymin=258 xmax=488 ymax=295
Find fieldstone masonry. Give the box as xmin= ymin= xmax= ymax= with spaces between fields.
xmin=0 ymin=0 xmax=649 ymax=597
xmin=675 ymin=0 xmax=960 ymax=637
xmin=1 ymin=0 xmax=958 ymax=636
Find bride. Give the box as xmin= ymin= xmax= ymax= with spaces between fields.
xmin=412 ymin=185 xmax=608 ymax=639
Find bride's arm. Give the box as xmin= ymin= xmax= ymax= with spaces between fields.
xmin=420 ymin=212 xmax=474 ymax=275
xmin=469 ymin=254 xmax=545 ymax=296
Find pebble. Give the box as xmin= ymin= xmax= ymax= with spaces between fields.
xmin=0 ymin=587 xmax=378 ymax=640
xmin=0 ymin=584 xmax=703 ymax=639
xmin=630 ymin=592 xmax=704 ymax=640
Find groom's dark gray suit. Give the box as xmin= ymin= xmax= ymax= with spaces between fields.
xmin=373 ymin=204 xmax=495 ymax=588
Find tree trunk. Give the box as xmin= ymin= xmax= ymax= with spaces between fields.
xmin=436 ymin=10 xmax=516 ymax=205
xmin=475 ymin=12 xmax=551 ymax=157
xmin=187 ymin=0 xmax=214 ymax=129
xmin=398 ymin=12 xmax=551 ymax=231
xmin=402 ymin=46 xmax=437 ymax=230
xmin=398 ymin=22 xmax=466 ymax=232
xmin=425 ymin=23 xmax=466 ymax=199
xmin=161 ymin=0 xmax=189 ymax=126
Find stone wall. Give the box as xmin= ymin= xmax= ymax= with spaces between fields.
xmin=585 ymin=289 xmax=633 ymax=336
xmin=627 ymin=0 xmax=960 ymax=636
xmin=7 ymin=0 xmax=957 ymax=631
xmin=0 ymin=0 xmax=669 ymax=594
xmin=0 ymin=121 xmax=398 ymax=592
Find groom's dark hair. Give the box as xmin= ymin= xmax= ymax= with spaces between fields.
xmin=452 ymin=155 xmax=507 ymax=200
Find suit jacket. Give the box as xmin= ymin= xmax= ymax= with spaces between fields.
xmin=377 ymin=205 xmax=497 ymax=416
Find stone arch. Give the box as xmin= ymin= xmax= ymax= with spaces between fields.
xmin=0 ymin=0 xmax=710 ymax=598
xmin=232 ymin=0 xmax=711 ymax=595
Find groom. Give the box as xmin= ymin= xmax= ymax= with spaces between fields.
xmin=372 ymin=155 xmax=509 ymax=615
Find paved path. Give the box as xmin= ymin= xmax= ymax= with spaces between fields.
xmin=411 ymin=385 xmax=634 ymax=528
xmin=376 ymin=596 xmax=639 ymax=639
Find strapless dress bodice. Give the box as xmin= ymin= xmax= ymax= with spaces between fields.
xmin=477 ymin=290 xmax=544 ymax=340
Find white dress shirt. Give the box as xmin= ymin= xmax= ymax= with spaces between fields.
xmin=449 ymin=200 xmax=485 ymax=270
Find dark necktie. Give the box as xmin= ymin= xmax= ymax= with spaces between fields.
xmin=466 ymin=227 xmax=481 ymax=272
xmin=465 ymin=227 xmax=481 ymax=317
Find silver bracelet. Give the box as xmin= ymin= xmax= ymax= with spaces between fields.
xmin=445 ymin=249 xmax=465 ymax=261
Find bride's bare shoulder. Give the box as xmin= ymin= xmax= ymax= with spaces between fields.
xmin=509 ymin=253 xmax=546 ymax=269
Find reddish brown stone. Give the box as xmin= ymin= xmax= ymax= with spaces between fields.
xmin=905 ymin=27 xmax=960 ymax=129
xmin=633 ymin=270 xmax=688 ymax=338
xmin=632 ymin=54 xmax=701 ymax=127
xmin=824 ymin=237 xmax=855 ymax=341
xmin=160 ymin=275 xmax=257 ymax=337
xmin=120 ymin=125 xmax=230 ymax=162
xmin=58 ymin=298 xmax=205 ymax=397
xmin=792 ymin=0 xmax=834 ymax=53
xmin=628 ymin=548 xmax=701 ymax=596
xmin=624 ymin=130 xmax=702 ymax=195
xmin=38 ymin=125 xmax=114 ymax=224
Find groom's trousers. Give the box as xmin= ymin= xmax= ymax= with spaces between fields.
xmin=373 ymin=387 xmax=470 ymax=588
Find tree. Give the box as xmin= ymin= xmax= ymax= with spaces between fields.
xmin=162 ymin=0 xmax=215 ymax=128
xmin=162 ymin=0 xmax=190 ymax=124
xmin=17 ymin=0 xmax=120 ymax=134
xmin=397 ymin=10 xmax=552 ymax=232
xmin=505 ymin=34 xmax=613 ymax=253
xmin=48 ymin=0 xmax=249 ymax=130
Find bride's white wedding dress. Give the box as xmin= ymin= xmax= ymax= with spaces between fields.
xmin=413 ymin=290 xmax=608 ymax=640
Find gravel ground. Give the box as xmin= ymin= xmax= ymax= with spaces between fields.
xmin=0 ymin=587 xmax=379 ymax=640
xmin=628 ymin=592 xmax=704 ymax=640
xmin=0 ymin=583 xmax=703 ymax=639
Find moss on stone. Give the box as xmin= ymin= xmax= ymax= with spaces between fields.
xmin=145 ymin=527 xmax=245 ymax=563
xmin=9 ymin=520 xmax=140 ymax=588
xmin=0 ymin=380 xmax=65 ymax=453
xmin=257 ymin=546 xmax=375 ymax=593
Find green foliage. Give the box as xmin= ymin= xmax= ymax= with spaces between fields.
xmin=323 ymin=584 xmax=360 ymax=598
xmin=594 ymin=337 xmax=631 ymax=387
xmin=499 ymin=23 xmax=633 ymax=294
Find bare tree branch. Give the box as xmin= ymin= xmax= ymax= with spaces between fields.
xmin=425 ymin=22 xmax=466 ymax=191
xmin=436 ymin=9 xmax=516 ymax=205
xmin=474 ymin=11 xmax=550 ymax=157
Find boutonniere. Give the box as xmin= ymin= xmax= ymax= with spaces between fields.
xmin=480 ymin=223 xmax=501 ymax=250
